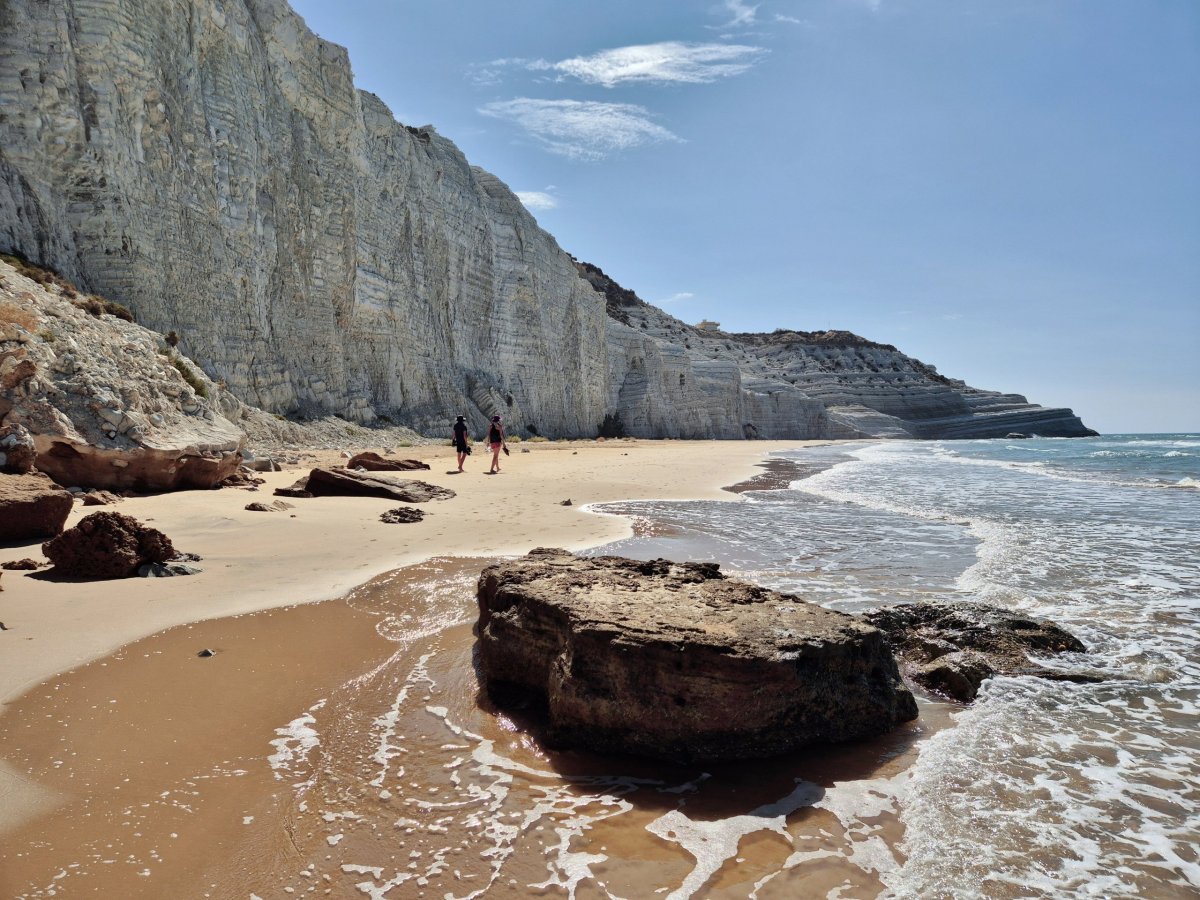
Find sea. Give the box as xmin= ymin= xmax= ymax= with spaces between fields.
xmin=47 ymin=433 xmax=1191 ymax=899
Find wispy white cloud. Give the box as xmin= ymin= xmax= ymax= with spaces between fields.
xmin=715 ymin=0 xmax=760 ymax=28
xmin=469 ymin=57 xmax=533 ymax=86
xmin=479 ymin=98 xmax=681 ymax=161
xmin=659 ymin=292 xmax=696 ymax=304
xmin=515 ymin=190 xmax=558 ymax=211
xmin=774 ymin=13 xmax=808 ymax=25
xmin=476 ymin=42 xmax=765 ymax=89
xmin=549 ymin=42 xmax=765 ymax=88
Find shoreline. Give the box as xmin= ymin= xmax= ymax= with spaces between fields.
xmin=0 ymin=439 xmax=833 ymax=851
xmin=0 ymin=438 xmax=825 ymax=709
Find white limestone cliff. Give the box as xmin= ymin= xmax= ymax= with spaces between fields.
xmin=0 ymin=0 xmax=1093 ymax=441
xmin=592 ymin=264 xmax=1092 ymax=439
xmin=0 ymin=0 xmax=607 ymax=440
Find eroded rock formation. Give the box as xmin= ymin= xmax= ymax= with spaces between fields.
xmin=0 ymin=423 xmax=36 ymax=473
xmin=278 ymin=467 xmax=455 ymax=503
xmin=0 ymin=259 xmax=245 ymax=489
xmin=0 ymin=0 xmax=606 ymax=436
xmin=476 ymin=548 xmax=918 ymax=763
xmin=43 ymin=511 xmax=175 ymax=579
xmin=864 ymin=602 xmax=1091 ymax=702
xmin=594 ymin=265 xmax=1096 ymax=440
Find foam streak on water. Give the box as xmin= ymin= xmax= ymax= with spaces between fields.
xmin=785 ymin=435 xmax=1200 ymax=898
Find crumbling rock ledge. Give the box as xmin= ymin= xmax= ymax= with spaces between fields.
xmin=863 ymin=602 xmax=1093 ymax=702
xmin=476 ymin=549 xmax=918 ymax=763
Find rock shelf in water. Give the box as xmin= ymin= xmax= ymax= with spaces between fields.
xmin=475 ymin=548 xmax=919 ymax=763
xmin=864 ymin=602 xmax=1092 ymax=701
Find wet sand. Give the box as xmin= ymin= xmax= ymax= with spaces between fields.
xmin=0 ymin=558 xmax=957 ymax=899
xmin=0 ymin=438 xmax=968 ymax=898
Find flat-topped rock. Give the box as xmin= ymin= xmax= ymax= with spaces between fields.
xmin=277 ymin=467 xmax=455 ymax=503
xmin=864 ymin=602 xmax=1091 ymax=701
xmin=476 ymin=548 xmax=918 ymax=763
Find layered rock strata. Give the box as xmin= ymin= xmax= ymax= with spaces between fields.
xmin=0 ymin=0 xmax=1092 ymax=441
xmin=864 ymin=602 xmax=1091 ymax=702
xmin=0 ymin=0 xmax=606 ymax=436
xmin=596 ymin=265 xmax=1095 ymax=440
xmin=476 ymin=549 xmax=918 ymax=763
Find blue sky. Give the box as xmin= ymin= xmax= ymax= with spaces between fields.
xmin=289 ymin=0 xmax=1199 ymax=433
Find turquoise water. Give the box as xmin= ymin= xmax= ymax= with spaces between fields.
xmin=591 ymin=434 xmax=1200 ymax=897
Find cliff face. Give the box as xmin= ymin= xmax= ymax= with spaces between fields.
xmin=0 ymin=0 xmax=1093 ymax=441
xmin=0 ymin=0 xmax=607 ymax=438
xmin=594 ymin=264 xmax=1092 ymax=439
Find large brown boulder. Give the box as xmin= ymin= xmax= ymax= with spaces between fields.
xmin=42 ymin=511 xmax=175 ymax=579
xmin=0 ymin=472 xmax=73 ymax=541
xmin=346 ymin=452 xmax=430 ymax=472
xmin=863 ymin=602 xmax=1091 ymax=702
xmin=277 ymin=467 xmax=454 ymax=503
xmin=476 ymin=549 xmax=918 ymax=763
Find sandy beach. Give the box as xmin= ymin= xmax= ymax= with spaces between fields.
xmin=0 ymin=439 xmax=830 ymax=866
xmin=0 ymin=440 xmax=818 ymax=708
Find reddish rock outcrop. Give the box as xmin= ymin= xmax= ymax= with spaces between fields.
xmin=42 ymin=511 xmax=176 ymax=580
xmin=0 ymin=472 xmax=73 ymax=541
xmin=347 ymin=452 xmax=430 ymax=472
xmin=476 ymin=549 xmax=918 ymax=763
xmin=1 ymin=558 xmax=43 ymax=570
xmin=276 ymin=467 xmax=454 ymax=503
xmin=863 ymin=603 xmax=1091 ymax=702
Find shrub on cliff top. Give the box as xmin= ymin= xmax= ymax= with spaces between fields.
xmin=1 ymin=252 xmax=77 ymax=294
xmin=74 ymin=295 xmax=134 ymax=322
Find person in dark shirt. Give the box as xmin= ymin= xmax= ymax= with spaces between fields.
xmin=486 ymin=415 xmax=506 ymax=474
xmin=452 ymin=415 xmax=470 ymax=472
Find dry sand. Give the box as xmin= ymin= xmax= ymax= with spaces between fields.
xmin=0 ymin=440 xmax=826 ymax=837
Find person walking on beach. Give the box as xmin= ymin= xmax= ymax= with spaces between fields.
xmin=486 ymin=414 xmax=507 ymax=474
xmin=452 ymin=415 xmax=470 ymax=472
